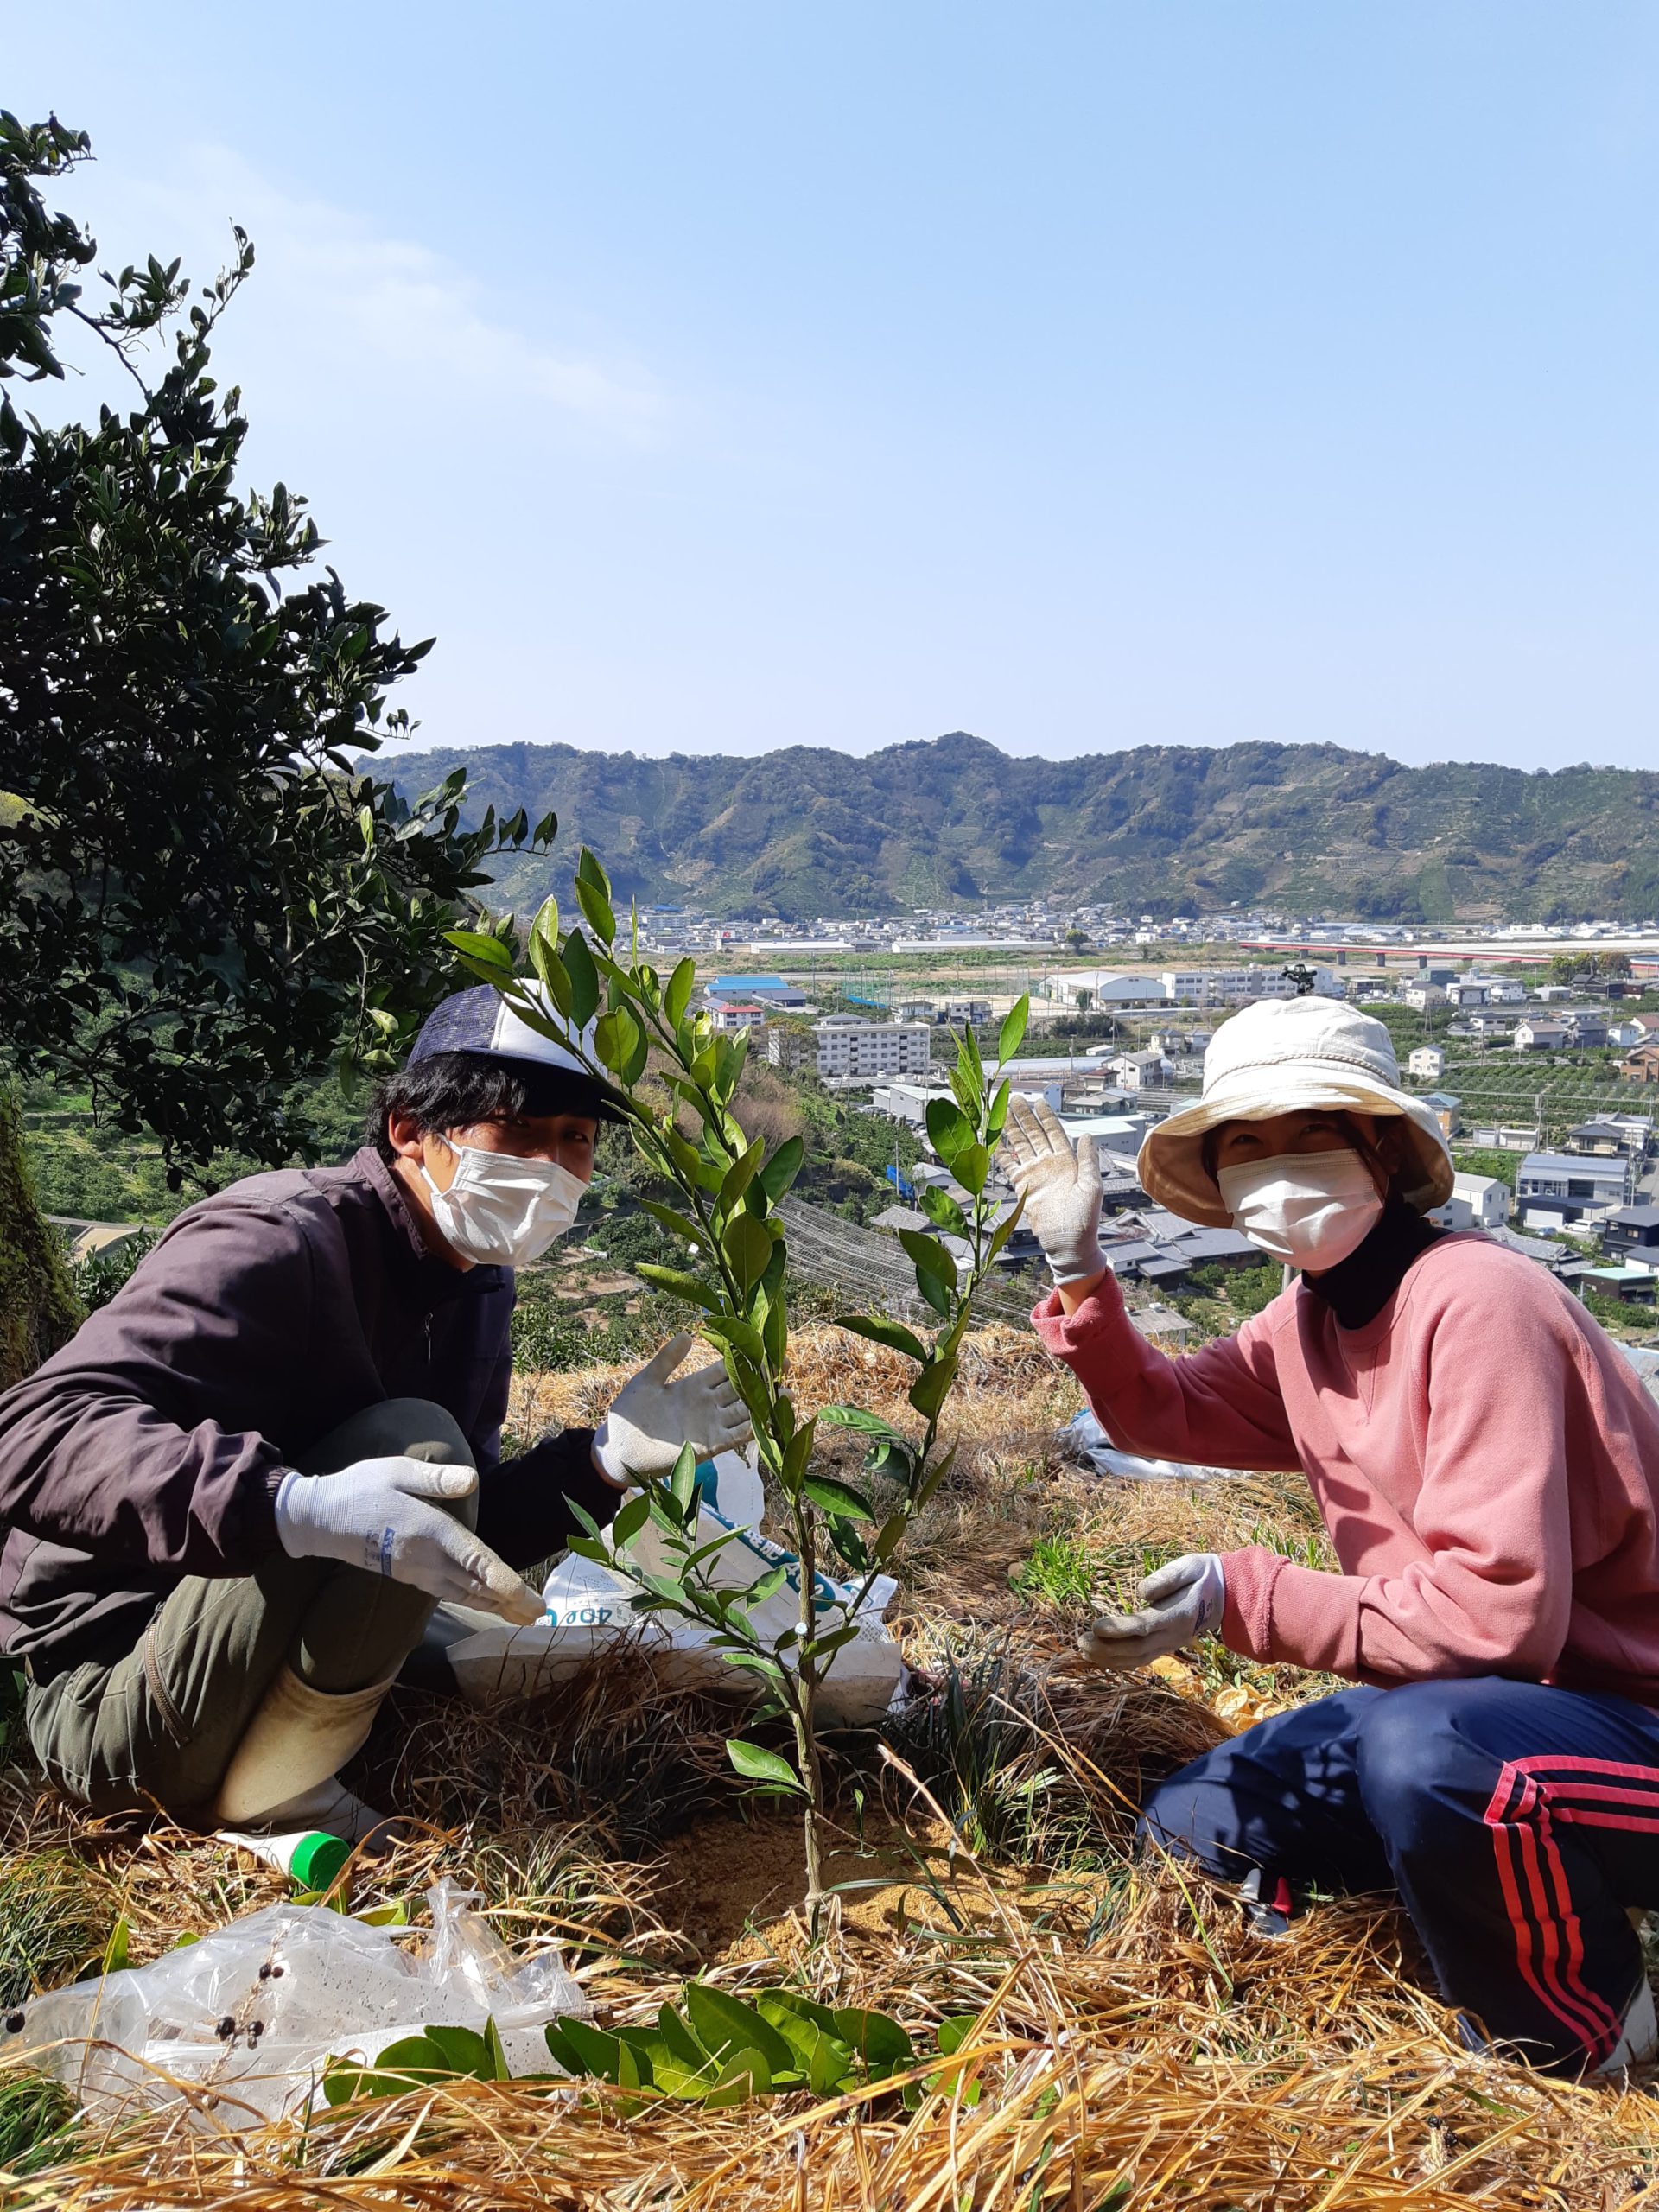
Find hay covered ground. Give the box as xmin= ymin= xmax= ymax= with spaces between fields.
xmin=4 ymin=1325 xmax=1659 ymax=2207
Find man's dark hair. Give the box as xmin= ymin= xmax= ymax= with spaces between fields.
xmin=367 ymin=1052 xmax=601 ymax=1162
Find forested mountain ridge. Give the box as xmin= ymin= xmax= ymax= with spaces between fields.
xmin=377 ymin=734 xmax=1659 ymax=923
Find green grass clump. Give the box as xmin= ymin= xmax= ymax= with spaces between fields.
xmin=0 ymin=2069 xmax=79 ymax=2176
xmin=0 ymin=1852 xmax=114 ymax=2011
xmin=1008 ymin=1529 xmax=1099 ymax=1611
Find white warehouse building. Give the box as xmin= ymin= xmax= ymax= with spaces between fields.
xmin=1038 ymin=970 xmax=1166 ymax=1007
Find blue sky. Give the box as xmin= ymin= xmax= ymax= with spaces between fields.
xmin=11 ymin=3 xmax=1656 ymax=771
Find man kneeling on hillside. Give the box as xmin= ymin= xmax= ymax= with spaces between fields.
xmin=1006 ymin=995 xmax=1659 ymax=2078
xmin=0 ymin=987 xmax=749 ymax=1845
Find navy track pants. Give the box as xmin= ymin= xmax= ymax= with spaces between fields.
xmin=1140 ymin=1677 xmax=1659 ymax=2073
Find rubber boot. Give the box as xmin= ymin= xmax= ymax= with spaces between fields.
xmin=1596 ymin=1980 xmax=1659 ymax=2076
xmin=211 ymin=1665 xmax=395 ymax=1827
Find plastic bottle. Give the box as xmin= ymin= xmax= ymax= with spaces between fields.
xmin=216 ymin=1827 xmax=351 ymax=1892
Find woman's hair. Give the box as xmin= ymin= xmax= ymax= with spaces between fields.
xmin=367 ymin=1052 xmax=600 ymax=1162
xmin=1201 ymin=1109 xmax=1402 ymax=1192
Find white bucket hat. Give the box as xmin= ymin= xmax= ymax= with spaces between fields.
xmin=1137 ymin=995 xmax=1454 ymax=1228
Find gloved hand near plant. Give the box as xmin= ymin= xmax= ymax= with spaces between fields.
xmin=274 ymin=1457 xmax=543 ymax=1624
xmin=592 ymin=1332 xmax=754 ymax=1488
xmin=1077 ymin=1553 xmax=1226 ymax=1670
xmin=999 ymin=1095 xmax=1105 ymax=1285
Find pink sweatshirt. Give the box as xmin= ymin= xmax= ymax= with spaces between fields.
xmin=1033 ymin=1234 xmax=1659 ymax=1701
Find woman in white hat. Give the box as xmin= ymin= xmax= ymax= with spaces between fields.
xmin=1004 ymin=994 xmax=1659 ymax=2075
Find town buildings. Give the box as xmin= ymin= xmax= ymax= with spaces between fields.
xmin=1430 ymin=1173 xmax=1512 ymax=1233
xmin=770 ymin=1016 xmax=932 ymax=1082
xmin=1514 ymin=1150 xmax=1633 ymax=1232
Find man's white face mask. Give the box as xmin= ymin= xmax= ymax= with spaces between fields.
xmin=1217 ymin=1147 xmax=1383 ymax=1272
xmin=422 ymin=1141 xmax=585 ymax=1267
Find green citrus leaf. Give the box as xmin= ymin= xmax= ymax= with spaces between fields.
xmin=726 ymin=1739 xmax=804 ymax=1792
xmin=834 ymin=1313 xmax=928 ymax=1362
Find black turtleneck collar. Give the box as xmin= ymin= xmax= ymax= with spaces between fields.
xmin=1301 ymin=1200 xmax=1446 ymax=1330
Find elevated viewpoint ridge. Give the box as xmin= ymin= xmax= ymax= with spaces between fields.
xmin=379 ymin=734 xmax=1659 ymax=925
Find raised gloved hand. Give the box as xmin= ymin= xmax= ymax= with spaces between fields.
xmin=274 ymin=1457 xmax=542 ymax=1625
xmin=999 ymin=1095 xmax=1105 ymax=1284
xmin=593 ymin=1332 xmax=753 ymax=1488
xmin=1077 ymin=1553 xmax=1226 ymax=1671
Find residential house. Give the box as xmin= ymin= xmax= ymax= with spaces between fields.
xmin=1408 ymin=1046 xmax=1446 ymax=1084
xmin=704 ymin=999 xmax=768 ymax=1036
xmin=1515 ymin=1150 xmax=1632 ymax=1230
xmin=1484 ymin=1222 xmax=1569 ymax=1264
xmin=1108 ymin=1048 xmax=1173 ymax=1094
xmin=1487 ymin=980 xmax=1529 ymax=1005
xmin=1563 ymin=1010 xmax=1609 ymax=1050
xmin=1513 ymin=1019 xmax=1570 ymax=1052
xmin=1464 ymin=1013 xmax=1515 ymax=1044
xmin=1430 ymin=1173 xmax=1512 ymax=1233
xmin=1445 ymin=979 xmax=1491 ymax=1008
xmin=1623 ymin=1042 xmax=1659 ymax=1086
xmin=1421 ymin=1090 xmax=1462 ymax=1139
xmin=1602 ymin=1206 xmax=1659 ymax=1274
xmin=1170 ymin=1225 xmax=1267 ymax=1274
xmin=1470 ymin=1122 xmax=1542 ymax=1152
xmin=1565 ymin=1116 xmax=1652 ymax=1161
xmin=1402 ymin=984 xmax=1446 ymax=1012
xmin=1097 ymin=1216 xmax=1259 ymax=1289
xmin=1574 ymin=1264 xmax=1657 ymax=1307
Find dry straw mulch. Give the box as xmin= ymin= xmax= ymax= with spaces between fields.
xmin=7 ymin=1825 xmax=1659 ymax=2210
xmin=6 ymin=1329 xmax=1659 ymax=2205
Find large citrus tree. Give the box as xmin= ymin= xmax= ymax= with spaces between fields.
xmin=0 ymin=111 xmax=542 ymax=1382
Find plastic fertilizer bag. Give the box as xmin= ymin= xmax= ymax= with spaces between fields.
xmin=443 ymin=1446 xmax=905 ymax=1726
xmin=2 ymin=1878 xmax=588 ymax=2125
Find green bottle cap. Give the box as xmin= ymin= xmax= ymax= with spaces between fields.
xmin=289 ymin=1831 xmax=350 ymax=1891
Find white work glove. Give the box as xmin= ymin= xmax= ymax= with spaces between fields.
xmin=592 ymin=1332 xmax=754 ymax=1488
xmin=274 ymin=1456 xmax=542 ymax=1626
xmin=1000 ymin=1095 xmax=1105 ymax=1285
xmin=1077 ymin=1553 xmax=1226 ymax=1671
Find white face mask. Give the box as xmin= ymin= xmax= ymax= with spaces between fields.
xmin=1217 ymin=1148 xmax=1384 ymax=1272
xmin=421 ymin=1142 xmax=586 ymax=1267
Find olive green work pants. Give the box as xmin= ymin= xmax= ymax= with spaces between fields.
xmin=25 ymin=1398 xmax=475 ymax=1823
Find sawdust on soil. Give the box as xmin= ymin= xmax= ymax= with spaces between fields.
xmin=652 ymin=1809 xmax=976 ymax=1964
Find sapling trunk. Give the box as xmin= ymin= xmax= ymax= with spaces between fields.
xmin=450 ymin=862 xmax=1029 ymax=1917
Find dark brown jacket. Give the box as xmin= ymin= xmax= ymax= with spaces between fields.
xmin=0 ymin=1147 xmax=617 ymax=1678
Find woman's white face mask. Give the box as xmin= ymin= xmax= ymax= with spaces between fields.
xmin=422 ymin=1141 xmax=585 ymax=1267
xmin=1217 ymin=1147 xmax=1383 ymax=1271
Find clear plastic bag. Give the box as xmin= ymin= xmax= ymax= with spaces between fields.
xmin=1 ymin=1878 xmax=588 ymax=2124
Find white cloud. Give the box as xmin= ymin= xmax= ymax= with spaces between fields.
xmin=60 ymin=144 xmax=667 ymax=447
